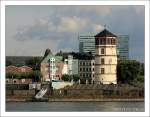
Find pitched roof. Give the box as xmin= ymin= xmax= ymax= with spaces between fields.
xmin=95 ymin=29 xmax=117 ymax=37
xmin=41 ymin=54 xmax=63 ymax=63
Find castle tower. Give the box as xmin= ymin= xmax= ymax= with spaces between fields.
xmin=95 ymin=29 xmax=117 ymax=84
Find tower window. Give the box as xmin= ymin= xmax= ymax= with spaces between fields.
xmin=101 ymin=68 xmax=105 ymax=74
xmin=111 ymin=38 xmax=116 ymax=45
xmin=101 ymin=58 xmax=105 ymax=64
xmin=101 ymin=48 xmax=105 ymax=54
xmin=107 ymin=38 xmax=111 ymax=44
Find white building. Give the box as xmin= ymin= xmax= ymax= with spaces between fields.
xmin=63 ymin=55 xmax=78 ymax=75
xmin=95 ymin=29 xmax=117 ymax=84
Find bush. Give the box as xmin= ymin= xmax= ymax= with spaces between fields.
xmin=61 ymin=74 xmax=70 ymax=81
xmin=72 ymin=75 xmax=80 ymax=82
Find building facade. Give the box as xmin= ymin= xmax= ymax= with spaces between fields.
xmin=117 ymin=35 xmax=129 ymax=60
xmin=78 ymin=53 xmax=95 ymax=82
xmin=95 ymin=29 xmax=117 ymax=84
xmin=40 ymin=54 xmax=64 ymax=82
xmin=67 ymin=55 xmax=78 ymax=75
xmin=78 ymin=33 xmax=96 ymax=55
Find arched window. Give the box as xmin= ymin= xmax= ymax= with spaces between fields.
xmin=13 ymin=80 xmax=16 ymax=83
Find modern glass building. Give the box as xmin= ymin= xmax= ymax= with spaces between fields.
xmin=78 ymin=33 xmax=129 ymax=60
xmin=116 ymin=35 xmax=129 ymax=60
xmin=78 ymin=33 xmax=96 ymax=55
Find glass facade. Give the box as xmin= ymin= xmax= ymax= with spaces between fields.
xmin=78 ymin=34 xmax=95 ymax=55
xmin=117 ymin=35 xmax=129 ymax=60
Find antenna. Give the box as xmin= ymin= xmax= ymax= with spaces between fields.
xmin=104 ymin=25 xmax=106 ymax=29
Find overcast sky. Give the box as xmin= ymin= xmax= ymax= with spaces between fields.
xmin=5 ymin=5 xmax=144 ymax=62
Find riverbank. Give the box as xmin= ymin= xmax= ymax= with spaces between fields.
xmin=6 ymin=98 xmax=144 ymax=102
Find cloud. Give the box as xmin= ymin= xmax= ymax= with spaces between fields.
xmin=14 ymin=16 xmax=104 ymax=41
xmin=58 ymin=16 xmax=104 ymax=33
xmin=6 ymin=5 xmax=145 ymax=62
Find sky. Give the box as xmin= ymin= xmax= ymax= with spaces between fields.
xmin=5 ymin=5 xmax=145 ymax=62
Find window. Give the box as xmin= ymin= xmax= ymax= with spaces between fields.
xmin=83 ymin=68 xmax=85 ymax=71
xmin=101 ymin=58 xmax=105 ymax=64
xmin=80 ymin=62 xmax=82 ymax=66
xmin=100 ymin=39 xmax=103 ymax=44
xmin=86 ymin=68 xmax=88 ymax=71
xmin=93 ymin=68 xmax=94 ymax=71
xmin=13 ymin=80 xmax=16 ymax=83
xmin=80 ymin=68 xmax=82 ymax=71
xmin=86 ymin=62 xmax=89 ymax=66
xmin=111 ymin=38 xmax=116 ymax=45
xmin=101 ymin=48 xmax=105 ymax=54
xmin=112 ymin=39 xmax=116 ymax=45
xmin=95 ymin=39 xmax=99 ymax=45
xmin=93 ymin=74 xmax=95 ymax=77
xmin=107 ymin=39 xmax=110 ymax=45
xmin=101 ymin=68 xmax=105 ymax=74
xmin=93 ymin=62 xmax=95 ymax=65
xmin=89 ymin=63 xmax=91 ymax=66
xmin=89 ymin=68 xmax=91 ymax=71
xmin=83 ymin=62 xmax=85 ymax=66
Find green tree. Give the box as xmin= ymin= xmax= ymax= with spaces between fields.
xmin=6 ymin=60 xmax=12 ymax=66
xmin=44 ymin=48 xmax=52 ymax=57
xmin=117 ymin=60 xmax=142 ymax=84
xmin=73 ymin=75 xmax=80 ymax=82
xmin=61 ymin=74 xmax=70 ymax=81
xmin=25 ymin=57 xmax=42 ymax=70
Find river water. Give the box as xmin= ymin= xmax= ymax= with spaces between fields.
xmin=6 ymin=101 xmax=144 ymax=112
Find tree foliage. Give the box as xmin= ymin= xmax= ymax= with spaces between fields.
xmin=61 ymin=74 xmax=70 ymax=81
xmin=44 ymin=48 xmax=52 ymax=57
xmin=25 ymin=57 xmax=42 ymax=70
xmin=6 ymin=60 xmax=12 ymax=66
xmin=72 ymin=75 xmax=80 ymax=82
xmin=117 ymin=60 xmax=144 ymax=84
xmin=6 ymin=71 xmax=41 ymax=82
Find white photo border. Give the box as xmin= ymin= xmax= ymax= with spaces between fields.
xmin=1 ymin=0 xmax=149 ymax=117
